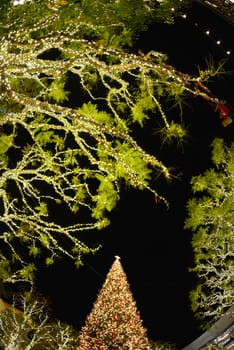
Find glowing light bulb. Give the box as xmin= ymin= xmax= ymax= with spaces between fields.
xmin=171 ymin=7 xmax=175 ymax=11
xmin=216 ymin=40 xmax=221 ymax=45
xmin=182 ymin=13 xmax=187 ymax=18
xmin=12 ymin=0 xmax=25 ymax=5
xmin=226 ymin=50 xmax=231 ymax=55
xmin=206 ymin=30 xmax=210 ymax=35
xmin=12 ymin=0 xmax=31 ymax=5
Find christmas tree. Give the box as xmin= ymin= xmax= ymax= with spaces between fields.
xmin=77 ymin=256 xmax=152 ymax=350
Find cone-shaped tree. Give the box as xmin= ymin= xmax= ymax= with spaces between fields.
xmin=77 ymin=256 xmax=152 ymax=350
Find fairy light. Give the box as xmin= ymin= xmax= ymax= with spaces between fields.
xmin=1 ymin=0 xmax=232 ymax=286
xmin=12 ymin=0 xmax=24 ymax=5
xmin=77 ymin=259 xmax=152 ymax=349
xmin=12 ymin=0 xmax=27 ymax=5
xmin=180 ymin=11 xmax=233 ymax=59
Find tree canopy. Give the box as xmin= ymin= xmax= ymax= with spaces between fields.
xmin=185 ymin=138 xmax=234 ymax=329
xmin=0 ymin=292 xmax=78 ymax=349
xmin=0 ymin=0 xmax=228 ymax=285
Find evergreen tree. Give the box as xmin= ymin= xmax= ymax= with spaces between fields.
xmin=77 ymin=256 xmax=152 ymax=350
xmin=184 ymin=138 xmax=234 ymax=329
xmin=0 ymin=0 xmax=228 ymax=285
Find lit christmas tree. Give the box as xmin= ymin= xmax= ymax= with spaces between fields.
xmin=76 ymin=256 xmax=153 ymax=350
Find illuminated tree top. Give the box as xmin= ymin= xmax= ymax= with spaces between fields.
xmin=77 ymin=256 xmax=153 ymax=350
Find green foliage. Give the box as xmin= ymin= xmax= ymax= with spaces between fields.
xmin=158 ymin=121 xmax=188 ymax=146
xmin=77 ymin=102 xmax=114 ymax=127
xmin=0 ymin=293 xmax=79 ymax=350
xmin=0 ymin=0 xmax=188 ymax=50
xmin=19 ymin=264 xmax=37 ymax=282
xmin=0 ymin=134 xmax=14 ymax=154
xmin=0 ymin=0 xmax=219 ymax=286
xmin=35 ymin=130 xmax=55 ymax=146
xmin=114 ymin=141 xmax=152 ymax=187
xmin=198 ymin=56 xmax=229 ymax=82
xmin=47 ymin=79 xmax=70 ymax=103
xmin=35 ymin=202 xmax=48 ymax=216
xmin=92 ymin=175 xmax=119 ymax=220
xmin=9 ymin=76 xmax=43 ymax=98
xmin=78 ymin=0 xmax=154 ymax=46
xmin=45 ymin=257 xmax=54 ymax=266
xmin=185 ymin=138 xmax=234 ymax=328
xmin=0 ymin=259 xmax=12 ymax=281
xmin=153 ymin=0 xmax=191 ymax=24
xmin=40 ymin=233 xmax=50 ymax=249
xmin=150 ymin=340 xmax=177 ymax=350
xmin=131 ymin=95 xmax=153 ymax=126
xmin=28 ymin=245 xmax=40 ymax=258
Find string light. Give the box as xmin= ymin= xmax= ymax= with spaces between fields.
xmin=180 ymin=12 xmax=233 ymax=59
xmin=12 ymin=0 xmax=29 ymax=5
xmin=12 ymin=0 xmax=24 ymax=4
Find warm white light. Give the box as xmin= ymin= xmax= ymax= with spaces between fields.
xmin=12 ymin=0 xmax=30 ymax=5
xmin=216 ymin=40 xmax=221 ymax=45
xmin=171 ymin=7 xmax=175 ymax=11
xmin=182 ymin=13 xmax=187 ymax=18
xmin=226 ymin=50 xmax=231 ymax=55
xmin=206 ymin=30 xmax=210 ymax=35
xmin=12 ymin=0 xmax=24 ymax=5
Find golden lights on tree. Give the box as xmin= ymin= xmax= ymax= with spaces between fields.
xmin=0 ymin=293 xmax=78 ymax=349
xmin=77 ymin=256 xmax=153 ymax=350
xmin=0 ymin=0 xmax=231 ymax=284
xmin=185 ymin=138 xmax=234 ymax=328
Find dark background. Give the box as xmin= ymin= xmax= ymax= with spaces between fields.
xmin=37 ymin=2 xmax=234 ymax=348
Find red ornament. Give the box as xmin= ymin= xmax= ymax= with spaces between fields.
xmin=216 ymin=103 xmax=230 ymax=119
xmin=215 ymin=102 xmax=233 ymax=127
xmin=154 ymin=195 xmax=161 ymax=204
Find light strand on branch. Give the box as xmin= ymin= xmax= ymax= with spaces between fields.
xmin=0 ymin=0 xmax=231 ymax=284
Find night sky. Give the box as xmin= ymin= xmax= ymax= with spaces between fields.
xmin=36 ymin=2 xmax=234 ymax=348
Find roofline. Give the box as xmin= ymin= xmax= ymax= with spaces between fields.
xmin=192 ymin=0 xmax=234 ymax=26
xmin=182 ymin=305 xmax=234 ymax=350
